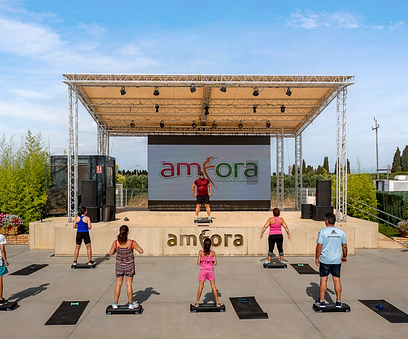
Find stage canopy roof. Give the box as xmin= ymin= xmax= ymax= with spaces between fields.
xmin=62 ymin=74 xmax=354 ymax=137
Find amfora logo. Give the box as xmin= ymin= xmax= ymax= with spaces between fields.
xmin=160 ymin=157 xmax=258 ymax=186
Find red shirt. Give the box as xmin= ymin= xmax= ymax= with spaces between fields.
xmin=194 ymin=178 xmax=210 ymax=196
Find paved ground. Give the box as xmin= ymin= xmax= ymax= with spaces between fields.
xmin=1 ymin=246 xmax=408 ymax=339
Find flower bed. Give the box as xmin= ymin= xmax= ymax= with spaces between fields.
xmin=0 ymin=213 xmax=24 ymax=235
xmin=397 ymin=220 xmax=408 ymax=237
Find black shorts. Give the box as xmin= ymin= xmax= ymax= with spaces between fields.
xmin=196 ymin=194 xmax=209 ymax=205
xmin=319 ymin=262 xmax=341 ymax=278
xmin=76 ymin=232 xmax=91 ymax=245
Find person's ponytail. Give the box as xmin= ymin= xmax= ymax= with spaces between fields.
xmin=117 ymin=225 xmax=129 ymax=245
xmin=203 ymin=238 xmax=211 ymax=256
xmin=78 ymin=206 xmax=86 ymax=216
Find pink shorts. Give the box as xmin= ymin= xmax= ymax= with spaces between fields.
xmin=198 ymin=270 xmax=215 ymax=282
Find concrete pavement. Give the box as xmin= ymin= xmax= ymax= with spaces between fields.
xmin=1 ymin=245 xmax=408 ymax=339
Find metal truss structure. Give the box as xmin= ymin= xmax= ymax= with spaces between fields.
xmin=294 ymin=133 xmax=302 ymax=210
xmin=97 ymin=126 xmax=110 ymax=156
xmin=276 ymin=128 xmax=284 ymax=210
xmin=336 ymin=88 xmax=348 ymax=222
xmin=67 ymin=86 xmax=78 ymax=222
xmin=63 ymin=74 xmax=353 ymax=218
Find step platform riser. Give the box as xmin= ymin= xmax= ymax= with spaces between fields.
xmin=0 ymin=301 xmax=19 ymax=311
xmin=313 ymin=303 xmax=351 ymax=313
xmin=194 ymin=219 xmax=213 ymax=224
xmin=106 ymin=305 xmax=143 ymax=315
xmin=71 ymin=264 xmax=96 ymax=269
xmin=263 ymin=263 xmax=287 ymax=269
xmin=190 ymin=304 xmax=225 ymax=313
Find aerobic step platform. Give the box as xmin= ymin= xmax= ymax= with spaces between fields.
xmin=71 ymin=263 xmax=96 ymax=269
xmin=190 ymin=303 xmax=225 ymax=313
xmin=106 ymin=304 xmax=143 ymax=315
xmin=313 ymin=303 xmax=351 ymax=313
xmin=263 ymin=261 xmax=287 ymax=269
xmin=194 ymin=217 xmax=213 ymax=224
xmin=0 ymin=301 xmax=19 ymax=311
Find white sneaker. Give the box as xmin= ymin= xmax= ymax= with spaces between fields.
xmin=112 ymin=303 xmax=118 ymax=309
xmin=195 ymin=216 xmax=199 ymax=220
xmin=128 ymin=302 xmax=139 ymax=309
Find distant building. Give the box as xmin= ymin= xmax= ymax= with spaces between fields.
xmin=376 ymin=175 xmax=408 ymax=192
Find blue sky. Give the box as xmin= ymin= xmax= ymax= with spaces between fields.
xmin=0 ymin=0 xmax=407 ymax=173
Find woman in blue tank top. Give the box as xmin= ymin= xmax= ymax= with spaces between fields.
xmin=72 ymin=206 xmax=93 ymax=266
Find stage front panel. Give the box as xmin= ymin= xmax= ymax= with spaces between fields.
xmin=148 ymin=136 xmax=270 ymax=208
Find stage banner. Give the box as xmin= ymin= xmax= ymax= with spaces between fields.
xmin=148 ymin=136 xmax=270 ymax=201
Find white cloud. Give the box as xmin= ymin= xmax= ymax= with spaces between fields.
xmin=287 ymin=9 xmax=361 ymax=29
xmin=287 ymin=9 xmax=319 ymax=29
xmin=389 ymin=21 xmax=404 ymax=29
xmin=0 ymin=16 xmax=63 ymax=57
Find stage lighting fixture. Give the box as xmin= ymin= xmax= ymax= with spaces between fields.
xmin=190 ymin=84 xmax=196 ymax=93
xmin=238 ymin=122 xmax=243 ymax=129
xmin=253 ymin=105 xmax=257 ymax=113
xmin=160 ymin=120 xmax=164 ymax=128
xmin=220 ymin=84 xmax=227 ymax=92
xmin=155 ymin=104 xmax=159 ymax=113
xmin=280 ymin=104 xmax=286 ymax=113
xmin=130 ymin=120 xmax=135 ymax=128
xmin=253 ymin=88 xmax=259 ymax=96
xmin=286 ymin=87 xmax=292 ymax=97
xmin=120 ymin=86 xmax=126 ymax=95
xmin=266 ymin=120 xmax=271 ymax=128
xmin=212 ymin=123 xmax=217 ymax=129
xmin=192 ymin=121 xmax=197 ymax=129
xmin=153 ymin=87 xmax=160 ymax=96
xmin=204 ymin=105 xmax=209 ymax=115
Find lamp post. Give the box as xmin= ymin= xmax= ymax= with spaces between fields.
xmin=372 ymin=117 xmax=380 ymax=180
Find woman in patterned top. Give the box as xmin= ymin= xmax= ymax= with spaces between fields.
xmin=109 ymin=225 xmax=143 ymax=309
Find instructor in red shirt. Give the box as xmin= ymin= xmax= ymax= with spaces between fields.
xmin=192 ymin=171 xmax=212 ymax=220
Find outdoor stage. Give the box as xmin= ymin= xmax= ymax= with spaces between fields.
xmin=29 ymin=210 xmax=383 ymax=256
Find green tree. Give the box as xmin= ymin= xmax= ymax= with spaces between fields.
xmin=346 ymin=160 xmax=377 ymax=221
xmin=391 ymin=147 xmax=402 ymax=172
xmin=323 ymin=156 xmax=329 ymax=173
xmin=302 ymin=159 xmax=306 ymax=174
xmin=316 ymin=165 xmax=323 ymax=175
xmin=0 ymin=131 xmax=49 ymax=231
xmin=401 ymin=145 xmax=408 ymax=171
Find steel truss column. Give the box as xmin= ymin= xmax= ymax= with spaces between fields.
xmin=276 ymin=128 xmax=284 ymax=210
xmin=97 ymin=126 xmax=110 ymax=156
xmin=336 ymin=87 xmax=347 ymax=222
xmin=97 ymin=126 xmax=102 ymax=155
xmin=102 ymin=130 xmax=110 ymax=156
xmin=67 ymin=86 xmax=78 ymax=222
xmin=294 ymin=133 xmax=302 ymax=210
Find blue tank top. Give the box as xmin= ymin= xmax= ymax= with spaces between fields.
xmin=76 ymin=216 xmax=89 ymax=232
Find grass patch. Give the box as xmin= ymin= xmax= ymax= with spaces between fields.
xmin=378 ymin=223 xmax=400 ymax=237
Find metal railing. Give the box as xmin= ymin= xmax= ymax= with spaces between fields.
xmin=344 ymin=196 xmax=407 ymax=246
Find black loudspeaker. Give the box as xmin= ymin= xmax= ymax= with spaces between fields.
xmin=311 ymin=205 xmax=333 ymax=221
xmin=86 ymin=206 xmax=100 ymax=223
xmin=301 ymin=204 xmax=312 ymax=219
xmin=81 ymin=180 xmax=97 ymax=206
xmin=316 ymin=180 xmax=331 ymax=206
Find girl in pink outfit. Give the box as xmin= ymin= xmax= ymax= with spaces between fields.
xmin=193 ymin=238 xmax=223 ymax=307
xmin=260 ymin=207 xmax=291 ymax=264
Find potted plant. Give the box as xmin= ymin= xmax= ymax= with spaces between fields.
xmin=397 ymin=220 xmax=408 ymax=237
xmin=0 ymin=213 xmax=24 ymax=235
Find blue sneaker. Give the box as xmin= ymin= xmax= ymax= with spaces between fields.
xmin=315 ymin=300 xmax=326 ymax=308
xmin=264 ymin=261 xmax=271 ymax=265
xmin=335 ymin=301 xmax=342 ymax=308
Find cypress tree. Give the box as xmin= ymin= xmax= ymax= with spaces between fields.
xmin=323 ymin=156 xmax=329 ymax=173
xmin=391 ymin=147 xmax=402 ymax=172
xmin=401 ymin=145 xmax=408 ymax=171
